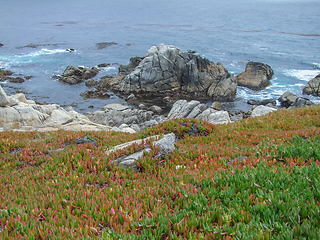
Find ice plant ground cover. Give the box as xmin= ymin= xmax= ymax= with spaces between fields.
xmin=1 ymin=105 xmax=320 ymax=239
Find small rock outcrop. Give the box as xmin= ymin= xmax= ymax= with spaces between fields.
xmin=303 ymin=74 xmax=320 ymax=97
xmin=0 ymin=69 xmax=14 ymax=81
xmin=247 ymin=98 xmax=277 ymax=107
xmin=85 ymin=103 xmax=166 ymax=132
xmin=250 ymin=105 xmax=277 ymax=118
xmin=60 ymin=65 xmax=100 ymax=85
xmin=167 ymin=100 xmax=231 ymax=125
xmin=278 ymin=91 xmax=314 ymax=109
xmin=237 ymin=62 xmax=274 ymax=90
xmin=108 ymin=44 xmax=237 ymax=101
xmin=109 ymin=133 xmax=176 ymax=170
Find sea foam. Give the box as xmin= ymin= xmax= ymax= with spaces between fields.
xmin=283 ymin=69 xmax=320 ymax=81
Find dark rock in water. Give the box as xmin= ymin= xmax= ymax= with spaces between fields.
xmin=85 ymin=79 xmax=99 ymax=87
xmin=0 ymin=69 xmax=13 ymax=81
xmin=82 ymin=90 xmax=110 ymax=99
xmin=98 ymin=63 xmax=110 ymax=68
xmin=96 ymin=42 xmax=117 ymax=49
xmin=303 ymin=74 xmax=320 ymax=97
xmin=0 ymin=43 xmax=3 ymax=47
xmin=107 ymin=44 xmax=237 ymax=101
xmin=237 ymin=61 xmax=274 ymax=90
xmin=25 ymin=76 xmax=33 ymax=80
xmin=76 ymin=136 xmax=98 ymax=147
xmin=247 ymin=98 xmax=276 ymax=106
xmin=60 ymin=65 xmax=100 ymax=84
xmin=9 ymin=77 xmax=24 ymax=83
xmin=279 ymin=91 xmax=314 ymax=108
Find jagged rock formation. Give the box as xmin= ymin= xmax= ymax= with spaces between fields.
xmin=237 ymin=62 xmax=274 ymax=90
xmin=107 ymin=44 xmax=237 ymax=100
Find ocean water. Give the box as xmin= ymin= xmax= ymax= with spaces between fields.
xmin=0 ymin=0 xmax=319 ymax=113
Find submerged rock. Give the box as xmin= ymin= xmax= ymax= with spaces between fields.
xmin=108 ymin=44 xmax=237 ymax=100
xmin=9 ymin=77 xmax=24 ymax=83
xmin=303 ymin=74 xmax=320 ymax=97
xmin=0 ymin=69 xmax=13 ymax=81
xmin=237 ymin=62 xmax=274 ymax=90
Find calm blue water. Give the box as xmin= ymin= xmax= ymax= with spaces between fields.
xmin=0 ymin=0 xmax=320 ymax=113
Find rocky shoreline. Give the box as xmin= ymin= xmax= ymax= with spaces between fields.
xmin=1 ymin=44 xmax=319 ymax=132
xmin=0 ymin=83 xmax=315 ymax=133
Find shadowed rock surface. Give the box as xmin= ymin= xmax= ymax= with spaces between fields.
xmin=278 ymin=91 xmax=314 ymax=109
xmin=303 ymin=74 xmax=320 ymax=97
xmin=60 ymin=65 xmax=100 ymax=84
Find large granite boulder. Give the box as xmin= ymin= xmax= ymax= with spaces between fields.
xmin=108 ymin=44 xmax=237 ymax=101
xmin=167 ymin=100 xmax=231 ymax=125
xmin=237 ymin=62 xmax=274 ymax=90
xmin=303 ymin=74 xmax=320 ymax=97
xmin=60 ymin=65 xmax=100 ymax=84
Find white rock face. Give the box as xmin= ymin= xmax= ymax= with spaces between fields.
xmin=167 ymin=99 xmax=231 ymax=125
xmin=251 ymin=105 xmax=277 ymax=118
xmin=0 ymin=89 xmax=121 ymax=132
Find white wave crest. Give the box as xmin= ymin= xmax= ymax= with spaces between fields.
xmin=24 ymin=48 xmax=68 ymax=57
xmin=283 ymin=69 xmax=320 ymax=81
xmin=313 ymin=63 xmax=320 ymax=69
